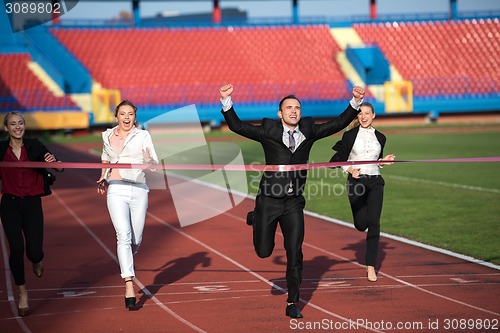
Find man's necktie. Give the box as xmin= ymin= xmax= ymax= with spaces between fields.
xmin=287 ymin=130 xmax=296 ymax=194
xmin=288 ymin=130 xmax=296 ymax=152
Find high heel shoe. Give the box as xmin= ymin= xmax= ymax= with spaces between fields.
xmin=124 ymin=279 xmax=136 ymax=309
xmin=366 ymin=266 xmax=378 ymax=282
xmin=17 ymin=306 xmax=29 ymax=317
xmin=17 ymin=285 xmax=29 ymax=317
xmin=125 ymin=296 xmax=136 ymax=309
xmin=33 ymin=261 xmax=43 ymax=278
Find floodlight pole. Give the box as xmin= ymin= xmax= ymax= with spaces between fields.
xmin=52 ymin=0 xmax=60 ymax=24
xmin=213 ymin=0 xmax=222 ymax=24
xmin=132 ymin=0 xmax=141 ymax=26
xmin=292 ymin=0 xmax=299 ymax=24
xmin=449 ymin=0 xmax=457 ymax=20
xmin=370 ymin=0 xmax=377 ymax=20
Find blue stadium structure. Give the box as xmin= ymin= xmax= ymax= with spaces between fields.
xmin=0 ymin=0 xmax=499 ymax=129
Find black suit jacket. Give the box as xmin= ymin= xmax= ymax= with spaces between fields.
xmin=222 ymin=104 xmax=360 ymax=197
xmin=330 ymin=126 xmax=386 ymax=164
xmin=0 ymin=138 xmax=55 ymax=192
xmin=0 ymin=138 xmax=51 ymax=163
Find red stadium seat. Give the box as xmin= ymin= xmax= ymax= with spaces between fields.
xmin=0 ymin=53 xmax=79 ymax=111
xmin=353 ymin=19 xmax=499 ymax=97
xmin=51 ymin=25 xmax=350 ymax=106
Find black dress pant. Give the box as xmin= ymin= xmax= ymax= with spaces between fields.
xmin=0 ymin=194 xmax=44 ymax=286
xmin=254 ymin=194 xmax=306 ymax=303
xmin=346 ymin=175 xmax=384 ymax=267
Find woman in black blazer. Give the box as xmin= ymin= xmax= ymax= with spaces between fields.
xmin=330 ymin=102 xmax=394 ymax=282
xmin=0 ymin=112 xmax=63 ymax=316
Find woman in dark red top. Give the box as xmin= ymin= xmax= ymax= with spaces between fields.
xmin=0 ymin=112 xmax=62 ymax=317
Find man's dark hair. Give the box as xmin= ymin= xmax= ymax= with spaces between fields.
xmin=279 ymin=95 xmax=301 ymax=110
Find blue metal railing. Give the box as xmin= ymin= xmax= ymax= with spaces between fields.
xmin=54 ymin=10 xmax=500 ymax=29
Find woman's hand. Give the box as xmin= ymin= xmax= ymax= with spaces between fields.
xmin=143 ymin=148 xmax=153 ymax=163
xmin=380 ymin=154 xmax=396 ymax=166
xmin=349 ymin=167 xmax=361 ymax=179
xmin=44 ymin=152 xmax=64 ymax=172
xmin=96 ymin=177 xmax=107 ymax=194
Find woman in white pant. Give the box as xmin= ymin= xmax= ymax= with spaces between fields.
xmin=97 ymin=100 xmax=158 ymax=309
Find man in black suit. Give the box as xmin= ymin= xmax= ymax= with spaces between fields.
xmin=219 ymin=83 xmax=365 ymax=318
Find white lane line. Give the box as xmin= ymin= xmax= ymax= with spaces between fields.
xmin=302 ymin=241 xmax=500 ymax=317
xmin=148 ymin=174 xmax=500 ymax=322
xmin=0 ymin=226 xmax=33 ymax=332
xmin=52 ymin=191 xmax=207 ymax=333
xmin=146 ymin=210 xmax=384 ymax=333
xmin=167 ymin=171 xmax=500 ymax=271
xmin=395 ymin=273 xmax=500 ymax=278
xmin=14 ymin=273 xmax=498 ymax=294
xmin=8 ymin=279 xmax=499 ymax=307
xmin=304 ymin=210 xmax=500 ymax=271
xmin=385 ymin=174 xmax=500 ymax=194
xmin=54 ymin=149 xmax=500 ymax=323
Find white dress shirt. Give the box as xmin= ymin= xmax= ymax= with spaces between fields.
xmin=342 ymin=127 xmax=381 ymax=175
xmin=101 ymin=126 xmax=159 ymax=184
xmin=282 ymin=124 xmax=305 ymax=151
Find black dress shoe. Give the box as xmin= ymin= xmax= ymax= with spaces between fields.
xmin=286 ymin=303 xmax=303 ymax=318
xmin=246 ymin=211 xmax=255 ymax=226
xmin=125 ymin=297 xmax=136 ymax=309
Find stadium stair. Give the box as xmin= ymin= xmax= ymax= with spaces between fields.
xmin=27 ymin=61 xmax=65 ymax=97
xmin=0 ymin=53 xmax=89 ymax=130
xmin=329 ymin=27 xmax=404 ymax=101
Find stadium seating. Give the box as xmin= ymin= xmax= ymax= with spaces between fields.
xmin=51 ymin=25 xmax=351 ymax=106
xmin=0 ymin=53 xmax=80 ymax=111
xmin=353 ymin=18 xmax=499 ymax=98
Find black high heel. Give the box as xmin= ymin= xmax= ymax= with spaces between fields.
xmin=32 ymin=261 xmax=43 ymax=278
xmin=17 ymin=286 xmax=29 ymax=316
xmin=17 ymin=306 xmax=29 ymax=317
xmin=124 ymin=279 xmax=136 ymax=309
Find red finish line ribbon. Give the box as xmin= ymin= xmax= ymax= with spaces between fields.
xmin=0 ymin=156 xmax=499 ymax=172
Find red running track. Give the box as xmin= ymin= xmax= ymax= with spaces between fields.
xmin=1 ymin=143 xmax=499 ymax=333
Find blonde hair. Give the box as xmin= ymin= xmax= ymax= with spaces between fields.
xmin=3 ymin=111 xmax=25 ymax=128
xmin=346 ymin=118 xmax=360 ymax=131
xmin=346 ymin=102 xmax=374 ymax=131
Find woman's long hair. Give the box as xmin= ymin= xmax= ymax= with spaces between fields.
xmin=3 ymin=111 xmax=25 ymax=128
xmin=346 ymin=101 xmax=374 ymax=131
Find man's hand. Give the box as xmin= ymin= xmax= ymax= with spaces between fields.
xmin=219 ymin=84 xmax=234 ymax=99
xmin=352 ymin=86 xmax=365 ymax=105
